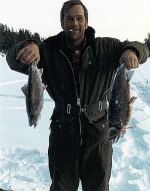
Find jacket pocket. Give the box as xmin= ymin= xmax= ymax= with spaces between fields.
xmin=84 ymin=101 xmax=108 ymax=124
xmin=85 ymin=109 xmax=107 ymax=123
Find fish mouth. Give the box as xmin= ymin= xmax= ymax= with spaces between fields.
xmin=108 ymin=126 xmax=127 ymax=144
xmin=108 ymin=127 xmax=121 ymax=144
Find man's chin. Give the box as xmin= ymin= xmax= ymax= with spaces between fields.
xmin=67 ymin=36 xmax=79 ymax=42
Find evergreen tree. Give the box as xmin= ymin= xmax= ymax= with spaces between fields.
xmin=144 ymin=33 xmax=150 ymax=56
xmin=25 ymin=29 xmax=32 ymax=39
xmin=32 ymin=32 xmax=41 ymax=43
xmin=18 ymin=29 xmax=26 ymax=41
xmin=0 ymin=24 xmax=6 ymax=51
xmin=1 ymin=23 xmax=44 ymax=52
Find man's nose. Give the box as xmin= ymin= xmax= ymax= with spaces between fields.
xmin=73 ymin=18 xmax=78 ymax=26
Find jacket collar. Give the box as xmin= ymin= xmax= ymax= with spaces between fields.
xmin=56 ymin=26 xmax=97 ymax=70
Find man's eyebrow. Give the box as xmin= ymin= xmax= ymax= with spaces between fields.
xmin=66 ymin=15 xmax=84 ymax=17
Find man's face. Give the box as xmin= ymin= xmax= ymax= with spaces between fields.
xmin=62 ymin=5 xmax=88 ymax=43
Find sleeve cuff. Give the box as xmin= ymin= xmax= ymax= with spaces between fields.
xmin=24 ymin=40 xmax=38 ymax=47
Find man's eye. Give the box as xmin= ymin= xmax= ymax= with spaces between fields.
xmin=66 ymin=18 xmax=72 ymax=21
xmin=78 ymin=18 xmax=83 ymax=22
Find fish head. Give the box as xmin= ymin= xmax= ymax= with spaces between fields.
xmin=108 ymin=127 xmax=121 ymax=144
xmin=109 ymin=124 xmax=128 ymax=144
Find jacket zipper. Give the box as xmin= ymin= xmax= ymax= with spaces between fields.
xmin=59 ymin=47 xmax=89 ymax=145
xmin=82 ymin=46 xmax=89 ymax=62
xmin=59 ymin=50 xmax=79 ymax=101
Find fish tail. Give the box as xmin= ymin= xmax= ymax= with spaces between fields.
xmin=21 ymin=84 xmax=27 ymax=95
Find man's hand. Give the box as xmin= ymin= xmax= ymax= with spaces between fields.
xmin=16 ymin=44 xmax=40 ymax=65
xmin=119 ymin=50 xmax=139 ymax=70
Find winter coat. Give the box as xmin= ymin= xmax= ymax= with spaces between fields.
xmin=6 ymin=27 xmax=149 ymax=123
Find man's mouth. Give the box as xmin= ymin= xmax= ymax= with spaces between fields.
xmin=69 ymin=29 xmax=79 ymax=32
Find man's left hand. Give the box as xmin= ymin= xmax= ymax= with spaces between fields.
xmin=119 ymin=50 xmax=139 ymax=70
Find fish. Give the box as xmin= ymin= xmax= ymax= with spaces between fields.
xmin=21 ymin=61 xmax=46 ymax=127
xmin=105 ymin=63 xmax=137 ymax=143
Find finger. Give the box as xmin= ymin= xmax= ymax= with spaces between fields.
xmin=26 ymin=54 xmax=40 ymax=65
xmin=132 ymin=62 xmax=138 ymax=69
xmin=134 ymin=58 xmax=139 ymax=68
xmin=125 ymin=57 xmax=138 ymax=70
xmin=20 ymin=48 xmax=35 ymax=64
xmin=119 ymin=57 xmax=124 ymax=65
xmin=16 ymin=46 xmax=31 ymax=62
xmin=129 ymin=59 xmax=139 ymax=69
xmin=124 ymin=60 xmax=131 ymax=70
xmin=26 ymin=56 xmax=37 ymax=65
xmin=21 ymin=51 xmax=32 ymax=63
xmin=16 ymin=49 xmax=24 ymax=60
xmin=37 ymin=57 xmax=40 ymax=63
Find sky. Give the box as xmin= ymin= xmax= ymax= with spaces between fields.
xmin=0 ymin=0 xmax=150 ymax=42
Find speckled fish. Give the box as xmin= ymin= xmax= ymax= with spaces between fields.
xmin=21 ymin=61 xmax=46 ymax=127
xmin=106 ymin=63 xmax=137 ymax=143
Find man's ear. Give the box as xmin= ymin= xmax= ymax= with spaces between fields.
xmin=61 ymin=21 xmax=64 ymax=29
xmin=85 ymin=23 xmax=88 ymax=29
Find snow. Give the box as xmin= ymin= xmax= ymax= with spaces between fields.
xmin=0 ymin=54 xmax=150 ymax=191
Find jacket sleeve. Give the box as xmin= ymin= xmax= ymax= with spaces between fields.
xmin=6 ymin=41 xmax=30 ymax=75
xmin=97 ymin=38 xmax=149 ymax=65
xmin=121 ymin=40 xmax=149 ymax=64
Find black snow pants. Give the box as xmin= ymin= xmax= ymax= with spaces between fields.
xmin=48 ymin=114 xmax=112 ymax=191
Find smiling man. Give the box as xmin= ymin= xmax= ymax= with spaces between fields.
xmin=61 ymin=3 xmax=88 ymax=49
xmin=6 ymin=0 xmax=149 ymax=191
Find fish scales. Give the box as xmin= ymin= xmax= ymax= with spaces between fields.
xmin=21 ymin=61 xmax=46 ymax=127
xmin=107 ymin=63 xmax=137 ymax=143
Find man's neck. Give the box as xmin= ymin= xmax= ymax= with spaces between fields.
xmin=67 ymin=37 xmax=86 ymax=51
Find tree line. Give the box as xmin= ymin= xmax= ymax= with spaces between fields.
xmin=0 ymin=23 xmax=45 ymax=53
xmin=144 ymin=33 xmax=150 ymax=56
xmin=0 ymin=23 xmax=150 ymax=56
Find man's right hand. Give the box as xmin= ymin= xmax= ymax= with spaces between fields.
xmin=16 ymin=44 xmax=40 ymax=65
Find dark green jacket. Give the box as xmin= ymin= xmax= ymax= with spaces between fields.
xmin=6 ymin=27 xmax=149 ymax=122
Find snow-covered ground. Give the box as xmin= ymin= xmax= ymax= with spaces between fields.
xmin=0 ymin=54 xmax=150 ymax=191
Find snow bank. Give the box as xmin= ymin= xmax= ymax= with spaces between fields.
xmin=0 ymin=146 xmax=50 ymax=191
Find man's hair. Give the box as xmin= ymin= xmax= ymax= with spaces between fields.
xmin=60 ymin=0 xmax=88 ymax=26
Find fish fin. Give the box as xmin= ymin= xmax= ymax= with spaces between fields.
xmin=39 ymin=68 xmax=43 ymax=75
xmin=21 ymin=84 xmax=27 ymax=95
xmin=128 ymin=126 xmax=136 ymax=129
xmin=104 ymin=88 xmax=112 ymax=102
xmin=125 ymin=69 xmax=135 ymax=82
xmin=129 ymin=96 xmax=137 ymax=105
xmin=40 ymin=68 xmax=43 ymax=74
xmin=34 ymin=123 xmax=37 ymax=128
xmin=37 ymin=68 xmax=43 ymax=78
xmin=42 ymin=84 xmax=47 ymax=91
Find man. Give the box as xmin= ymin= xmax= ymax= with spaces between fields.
xmin=6 ymin=0 xmax=149 ymax=191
